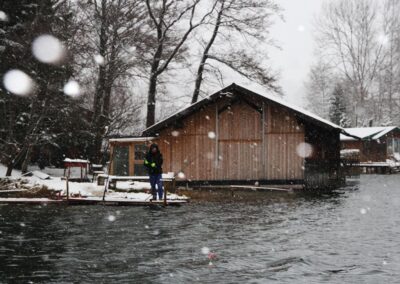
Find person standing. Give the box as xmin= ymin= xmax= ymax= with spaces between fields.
xmin=144 ymin=143 xmax=163 ymax=200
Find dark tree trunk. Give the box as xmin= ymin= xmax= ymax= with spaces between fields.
xmin=21 ymin=144 xmax=33 ymax=174
xmin=146 ymin=73 xmax=158 ymax=128
xmin=6 ymin=162 xmax=13 ymax=177
xmin=191 ymin=2 xmax=224 ymax=104
xmin=91 ymin=0 xmax=108 ymax=162
xmin=102 ymin=32 xmax=118 ymax=117
xmin=145 ymin=32 xmax=163 ymax=128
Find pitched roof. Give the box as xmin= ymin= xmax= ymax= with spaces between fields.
xmin=340 ymin=126 xmax=399 ymax=141
xmin=109 ymin=137 xmax=156 ymax=143
xmin=143 ymin=83 xmax=346 ymax=136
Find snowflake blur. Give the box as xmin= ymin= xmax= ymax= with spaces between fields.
xmin=94 ymin=54 xmax=105 ymax=65
xmin=63 ymin=80 xmax=81 ymax=98
xmin=296 ymin=142 xmax=313 ymax=158
xmin=0 ymin=11 xmax=8 ymax=21
xmin=107 ymin=215 xmax=116 ymax=222
xmin=3 ymin=69 xmax=35 ymax=96
xmin=32 ymin=34 xmax=66 ymax=64
xmin=208 ymin=131 xmax=216 ymax=139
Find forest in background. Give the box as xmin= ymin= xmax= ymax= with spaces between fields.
xmin=305 ymin=0 xmax=400 ymax=128
xmin=0 ymin=0 xmax=280 ymax=174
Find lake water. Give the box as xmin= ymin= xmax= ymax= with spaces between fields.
xmin=1 ymin=175 xmax=400 ymax=283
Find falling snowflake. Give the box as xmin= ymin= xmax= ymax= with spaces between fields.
xmin=107 ymin=215 xmax=116 ymax=222
xmin=3 ymin=69 xmax=35 ymax=96
xmin=297 ymin=25 xmax=305 ymax=32
xmin=171 ymin=130 xmax=180 ymax=137
xmin=201 ymin=247 xmax=210 ymax=255
xmin=208 ymin=131 xmax=216 ymax=139
xmin=32 ymin=34 xmax=65 ymax=64
xmin=177 ymin=171 xmax=185 ymax=179
xmin=378 ymin=34 xmax=389 ymax=46
xmin=94 ymin=54 xmax=105 ymax=65
xmin=296 ymin=142 xmax=313 ymax=158
xmin=360 ymin=208 xmax=367 ymax=215
xmin=63 ymin=80 xmax=81 ymax=98
xmin=0 ymin=11 xmax=8 ymax=21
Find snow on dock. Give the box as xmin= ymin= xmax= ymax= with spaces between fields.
xmin=0 ymin=198 xmax=63 ymax=204
xmin=0 ymin=197 xmax=187 ymax=206
xmin=0 ymin=164 xmax=189 ymax=206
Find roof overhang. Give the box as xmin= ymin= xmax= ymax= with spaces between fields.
xmin=142 ymin=83 xmax=346 ymax=136
xmin=109 ymin=137 xmax=156 ymax=143
xmin=340 ymin=126 xmax=399 ymax=142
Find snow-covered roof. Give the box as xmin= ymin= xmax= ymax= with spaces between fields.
xmin=143 ymin=83 xmax=345 ymax=135
xmin=109 ymin=137 xmax=156 ymax=143
xmin=63 ymin=158 xmax=90 ymax=163
xmin=340 ymin=126 xmax=399 ymax=141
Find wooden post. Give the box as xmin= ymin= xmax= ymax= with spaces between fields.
xmin=262 ymin=102 xmax=266 ymax=175
xmin=163 ymin=180 xmax=167 ymax=206
xmin=66 ymin=177 xmax=69 ymax=201
xmin=103 ymin=149 xmax=116 ymax=202
xmin=215 ymin=104 xmax=219 ymax=168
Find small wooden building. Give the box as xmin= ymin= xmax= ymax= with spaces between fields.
xmin=110 ymin=84 xmax=348 ymax=189
xmin=341 ymin=126 xmax=400 ymax=162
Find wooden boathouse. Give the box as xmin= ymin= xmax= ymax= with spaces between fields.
xmin=341 ymin=126 xmax=400 ymax=173
xmin=109 ymin=84 xmax=349 ymax=189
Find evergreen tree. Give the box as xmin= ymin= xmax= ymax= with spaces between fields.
xmin=329 ymin=83 xmax=350 ymax=127
xmin=0 ymin=0 xmax=89 ymax=175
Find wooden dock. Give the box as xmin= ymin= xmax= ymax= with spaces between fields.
xmin=66 ymin=197 xmax=187 ymax=206
xmin=0 ymin=197 xmax=188 ymax=206
xmin=346 ymin=162 xmax=400 ymax=174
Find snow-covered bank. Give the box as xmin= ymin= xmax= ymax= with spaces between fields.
xmin=0 ymin=164 xmax=188 ymax=201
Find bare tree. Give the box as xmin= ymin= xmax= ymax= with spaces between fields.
xmin=0 ymin=0 xmax=82 ymax=175
xmin=74 ymin=0 xmax=149 ymax=162
xmin=191 ymin=0 xmax=281 ymax=103
xmin=376 ymin=0 xmax=400 ymax=124
xmin=314 ymin=0 xmax=386 ymax=126
xmin=144 ymin=0 xmax=214 ymax=127
xmin=304 ymin=58 xmax=335 ymax=119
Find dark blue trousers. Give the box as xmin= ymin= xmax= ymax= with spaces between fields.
xmin=150 ymin=174 xmax=163 ymax=199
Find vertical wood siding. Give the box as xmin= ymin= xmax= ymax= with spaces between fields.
xmin=158 ymin=98 xmax=306 ymax=181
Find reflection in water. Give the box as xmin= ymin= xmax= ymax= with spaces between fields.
xmin=1 ymin=175 xmax=400 ymax=283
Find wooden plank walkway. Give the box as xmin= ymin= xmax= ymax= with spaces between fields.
xmin=67 ymin=197 xmax=187 ymax=206
xmin=0 ymin=197 xmax=188 ymax=206
xmin=0 ymin=198 xmax=63 ymax=204
xmin=193 ymin=184 xmax=302 ymax=192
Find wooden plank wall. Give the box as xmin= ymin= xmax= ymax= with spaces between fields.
xmin=342 ymin=140 xmax=386 ymax=162
xmin=158 ymin=104 xmax=216 ymax=180
xmin=158 ymin=98 xmax=306 ymax=182
xmin=217 ymin=103 xmax=262 ymax=180
xmin=304 ymin=124 xmax=341 ymax=188
xmin=265 ymin=104 xmax=305 ymax=180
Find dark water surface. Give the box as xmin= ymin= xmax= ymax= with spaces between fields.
xmin=1 ymin=175 xmax=400 ymax=283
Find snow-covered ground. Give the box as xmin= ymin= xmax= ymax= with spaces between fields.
xmin=0 ymin=164 xmax=187 ymax=201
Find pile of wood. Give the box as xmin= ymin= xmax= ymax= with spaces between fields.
xmin=0 ymin=178 xmax=56 ymax=198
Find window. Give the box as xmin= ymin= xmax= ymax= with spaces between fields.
xmin=113 ymin=145 xmax=129 ymax=176
xmin=394 ymin=138 xmax=400 ymax=154
xmin=388 ymin=138 xmax=400 ymax=155
xmin=134 ymin=144 xmax=148 ymax=176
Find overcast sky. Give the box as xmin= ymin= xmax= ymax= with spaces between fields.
xmin=268 ymin=0 xmax=324 ymax=107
